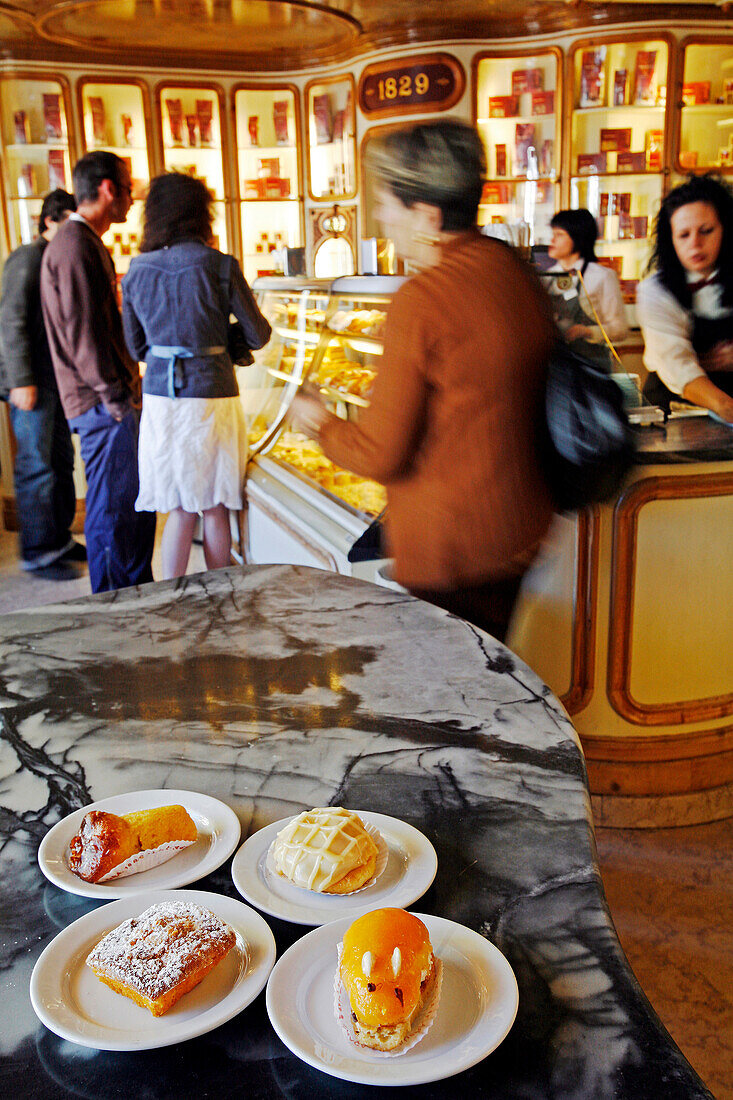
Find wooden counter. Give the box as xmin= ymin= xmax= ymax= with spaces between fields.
xmin=509 ymin=416 xmax=733 ymax=828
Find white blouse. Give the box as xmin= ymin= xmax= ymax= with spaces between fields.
xmin=546 ymin=261 xmax=630 ymax=344
xmin=636 ymin=272 xmax=731 ymax=396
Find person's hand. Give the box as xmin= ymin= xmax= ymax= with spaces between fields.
xmin=9 ymin=385 xmax=38 ymax=411
xmin=289 ymin=386 xmax=328 ymax=439
xmin=713 ymin=393 xmax=733 ymax=424
xmin=701 ymin=341 xmax=733 ymax=373
xmin=565 ymin=324 xmax=592 ymax=342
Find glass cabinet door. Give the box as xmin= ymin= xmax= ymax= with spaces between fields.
xmin=474 ymin=49 xmax=561 ymax=246
xmin=570 ymin=37 xmax=670 ymax=294
xmin=234 ymin=86 xmax=303 ymax=285
xmin=156 ymin=83 xmax=228 ymax=250
xmin=79 ymin=79 xmax=152 ymax=277
xmin=245 ymin=279 xmax=332 ymax=456
xmin=0 ymin=76 xmax=73 ymax=246
xmin=678 ymin=39 xmax=733 ymax=173
xmin=305 ymin=75 xmax=357 ymax=201
xmin=261 ymin=276 xmax=399 ymax=518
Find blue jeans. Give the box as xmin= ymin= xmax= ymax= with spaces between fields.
xmin=69 ymin=404 xmax=155 ymax=593
xmin=9 ymin=386 xmax=75 ymax=565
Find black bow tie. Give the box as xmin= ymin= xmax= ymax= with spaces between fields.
xmin=690 ymin=273 xmax=720 ymax=292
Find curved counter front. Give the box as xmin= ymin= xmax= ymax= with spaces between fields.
xmin=510 ymin=416 xmax=733 ymax=828
xmin=0 ymin=565 xmax=711 ymax=1098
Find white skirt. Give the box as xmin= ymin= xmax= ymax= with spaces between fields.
xmin=136 ymin=394 xmax=248 ymax=514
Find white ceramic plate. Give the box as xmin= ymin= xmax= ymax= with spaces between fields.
xmin=30 ymin=888 xmax=276 ymax=1051
xmin=231 ymin=811 xmax=437 ymax=925
xmin=37 ymin=789 xmax=241 ymax=899
xmin=266 ymin=912 xmax=518 ymax=1086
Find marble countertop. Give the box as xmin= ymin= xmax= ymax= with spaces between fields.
xmin=0 ymin=565 xmax=713 ymax=1099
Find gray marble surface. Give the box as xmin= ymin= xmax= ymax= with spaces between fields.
xmin=0 ymin=565 xmax=713 ymax=1098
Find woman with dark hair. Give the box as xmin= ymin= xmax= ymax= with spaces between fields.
xmin=636 ymin=175 xmax=733 ymax=420
xmin=121 ymin=172 xmax=271 ymax=577
xmin=545 ymin=208 xmax=628 ymax=369
xmin=289 ymin=119 xmax=555 ymax=642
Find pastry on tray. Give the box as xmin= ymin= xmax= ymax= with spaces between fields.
xmin=337 ymin=908 xmax=439 ymax=1052
xmin=87 ymin=900 xmax=235 ymax=1016
xmin=68 ymin=804 xmax=197 ymax=883
xmin=270 ymin=806 xmax=378 ymax=894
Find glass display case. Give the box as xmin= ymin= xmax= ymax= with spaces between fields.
xmin=156 ymin=82 xmax=228 ymax=250
xmin=305 ymin=75 xmax=357 ymax=201
xmin=246 ymin=276 xmax=402 ymax=520
xmin=474 ymin=49 xmax=561 ymax=245
xmin=677 ymin=39 xmax=733 ymax=173
xmin=0 ymin=75 xmax=73 ymax=247
xmin=234 ymin=85 xmax=303 ymax=285
xmin=79 ymin=79 xmax=152 ymax=276
xmin=569 ymin=37 xmax=670 ymax=294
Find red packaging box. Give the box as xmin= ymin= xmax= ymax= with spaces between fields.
xmin=43 ymin=94 xmax=63 ymax=141
xmin=682 ymin=82 xmax=711 ymax=106
xmin=577 ymin=152 xmax=607 ymax=175
xmin=244 ymin=178 xmax=265 ymax=199
xmin=598 ymin=255 xmax=623 ymax=276
xmin=48 ymin=149 xmax=66 ymax=190
xmin=579 ymin=48 xmax=606 ymax=107
xmin=632 ymin=216 xmax=649 ymax=239
xmin=679 ymin=150 xmax=699 ymax=170
xmin=273 ymin=101 xmax=290 ymax=145
xmin=481 ymin=182 xmax=511 ymax=204
xmin=531 ymin=91 xmax=555 ymax=116
xmin=511 ymin=68 xmax=544 ymax=95
xmin=257 ymin=157 xmax=280 ymax=178
xmin=495 ymin=144 xmax=507 ymax=176
xmin=488 ymin=96 xmax=519 ymax=118
xmin=613 ymin=70 xmax=628 ymax=106
xmin=633 ymin=50 xmax=657 ymax=105
xmin=313 ymin=93 xmax=333 ymax=144
xmin=515 ymin=123 xmax=536 ymax=173
xmin=616 ymin=151 xmax=646 ymax=173
xmin=600 ymin=128 xmax=632 ymax=152
xmin=264 ymin=177 xmax=290 ymax=198
xmin=617 ymin=151 xmax=646 ymax=173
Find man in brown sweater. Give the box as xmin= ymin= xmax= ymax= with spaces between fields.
xmin=41 ymin=151 xmax=155 ymax=593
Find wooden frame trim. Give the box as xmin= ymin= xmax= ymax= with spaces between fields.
xmin=471 ymin=45 xmax=563 ymax=185
xmin=581 ymin=723 xmax=733 ymax=796
xmin=304 ymin=72 xmax=357 ymax=204
xmin=673 ymin=34 xmax=733 ymax=178
xmin=560 ymin=506 xmax=599 ymax=716
xmin=358 ymin=52 xmax=465 ymax=121
xmin=76 ymin=75 xmax=155 ymax=185
xmin=608 ymin=472 xmax=733 ymax=725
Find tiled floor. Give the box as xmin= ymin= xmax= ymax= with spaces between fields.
xmin=0 ymin=520 xmax=730 ymax=1097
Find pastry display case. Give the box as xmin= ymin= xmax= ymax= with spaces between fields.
xmin=677 ymin=38 xmax=733 ymax=174
xmin=79 ymin=79 xmax=153 ymax=277
xmin=234 ymin=85 xmax=304 ymax=285
xmin=243 ymin=276 xmax=403 ymax=576
xmin=474 ymin=49 xmax=562 ymax=245
xmin=0 ymin=75 xmax=74 ymax=248
xmin=305 ymin=75 xmax=357 ymax=201
xmin=569 ymin=37 xmax=671 ymax=295
xmin=156 ymin=82 xmax=228 ymax=251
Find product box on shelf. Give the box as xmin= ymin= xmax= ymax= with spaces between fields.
xmin=488 ymin=95 xmax=519 ymax=118
xmin=617 ymin=151 xmax=647 ymax=173
xmin=18 ymin=164 xmax=37 ymax=196
xmin=511 ymin=68 xmax=544 ymax=95
xmin=679 ymin=150 xmax=699 ymax=170
xmin=88 ymin=96 xmax=106 ymax=144
xmin=264 ymin=177 xmax=291 ymax=198
xmin=633 ymin=51 xmax=657 ymax=105
xmin=47 ymin=149 xmax=66 ymax=190
xmin=579 ymin=48 xmax=606 ymax=107
xmin=600 ymin=128 xmax=632 ymax=152
xmin=540 ymin=139 xmax=554 ymax=175
xmin=613 ymin=69 xmax=628 ymax=106
xmin=244 ymin=178 xmax=266 ymax=199
xmin=495 ymin=144 xmax=507 ymax=176
xmin=258 ymin=157 xmax=280 ymax=178
xmin=313 ymin=93 xmax=333 ymax=143
xmin=165 ymin=99 xmax=184 ymax=145
xmin=13 ymin=110 xmax=29 ymax=144
xmin=514 ymin=124 xmax=536 ymax=173
xmin=481 ymin=182 xmax=511 ymax=204
xmin=682 ymin=82 xmax=711 ymax=105
xmin=645 ymin=129 xmax=663 ymax=170
xmin=598 ymin=255 xmax=623 ymax=276
xmin=531 ymin=91 xmax=554 ymax=116
xmin=196 ymin=100 xmax=213 ymax=145
xmin=273 ymin=101 xmax=290 ymax=144
xmin=185 ymin=115 xmax=198 ymax=146
xmin=43 ymin=94 xmax=63 ymax=141
xmin=577 ymin=152 xmax=608 ymax=174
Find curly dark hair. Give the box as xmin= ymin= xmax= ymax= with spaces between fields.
xmin=648 ymin=174 xmax=733 ymax=311
xmin=550 ymin=208 xmax=598 ymax=266
xmin=140 ymin=172 xmax=214 ymax=253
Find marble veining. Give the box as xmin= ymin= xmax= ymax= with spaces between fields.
xmin=0 ymin=565 xmax=713 ymax=1098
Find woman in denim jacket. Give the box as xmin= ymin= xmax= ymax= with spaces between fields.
xmin=122 ymin=173 xmax=271 ymax=577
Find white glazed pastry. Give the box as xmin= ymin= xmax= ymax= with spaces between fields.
xmin=271 ymin=807 xmax=378 ymax=894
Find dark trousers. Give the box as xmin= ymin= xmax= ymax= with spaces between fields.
xmin=9 ymin=386 xmax=75 ymax=564
xmin=409 ymin=574 xmax=525 ymax=644
xmin=69 ymin=404 xmax=155 ymax=594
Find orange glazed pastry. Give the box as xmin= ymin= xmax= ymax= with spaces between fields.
xmin=68 ymin=805 xmax=197 ymax=883
xmin=339 ymin=908 xmax=437 ymax=1051
xmin=87 ymin=901 xmax=236 ymax=1016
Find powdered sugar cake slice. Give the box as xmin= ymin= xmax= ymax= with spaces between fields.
xmin=87 ymin=900 xmax=236 ymax=1015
